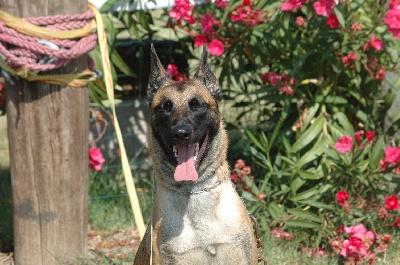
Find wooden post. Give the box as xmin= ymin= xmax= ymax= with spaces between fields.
xmin=2 ymin=0 xmax=89 ymax=264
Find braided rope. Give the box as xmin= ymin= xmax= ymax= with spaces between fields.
xmin=0 ymin=9 xmax=97 ymax=72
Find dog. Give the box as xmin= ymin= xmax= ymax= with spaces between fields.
xmin=133 ymin=44 xmax=259 ymax=265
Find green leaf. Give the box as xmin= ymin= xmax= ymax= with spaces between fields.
xmin=295 ymin=142 xmax=324 ymax=169
xmin=291 ymin=115 xmax=325 ymax=153
xmin=289 ymin=188 xmax=318 ymax=201
xmin=285 ymin=220 xmax=321 ymax=229
xmin=313 ymin=95 xmax=348 ymax=104
xmin=110 ymin=50 xmax=135 ymax=76
xmin=287 ymin=208 xmax=323 ymax=223
xmin=334 ymin=8 xmax=346 ymax=28
xmin=291 ymin=233 xmax=309 ymax=245
xmin=246 ymin=130 xmax=266 ymax=153
xmin=333 ymin=112 xmax=354 ymax=135
xmin=299 ymin=200 xmax=335 ymax=211
xmin=267 ymin=202 xmax=285 ymax=219
xmin=370 ymin=136 xmax=384 ymax=169
xmin=298 ymin=169 xmax=324 ymax=180
xmin=291 ymin=177 xmax=306 ymax=194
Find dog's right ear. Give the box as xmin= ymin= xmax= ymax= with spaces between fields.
xmin=148 ymin=44 xmax=171 ymax=105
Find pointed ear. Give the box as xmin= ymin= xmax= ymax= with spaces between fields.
xmin=147 ymin=44 xmax=171 ymax=105
xmin=193 ymin=46 xmax=221 ymax=102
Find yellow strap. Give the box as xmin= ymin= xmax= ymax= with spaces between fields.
xmin=89 ymin=2 xmax=146 ymax=239
xmin=0 ymin=56 xmax=97 ymax=87
xmin=0 ymin=9 xmax=96 ymax=39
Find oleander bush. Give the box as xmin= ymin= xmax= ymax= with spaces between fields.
xmin=165 ymin=0 xmax=400 ymax=263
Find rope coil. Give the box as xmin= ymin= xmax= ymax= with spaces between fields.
xmin=0 ymin=9 xmax=97 ymax=73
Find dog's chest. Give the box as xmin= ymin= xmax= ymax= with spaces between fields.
xmin=154 ymin=184 xmax=248 ymax=258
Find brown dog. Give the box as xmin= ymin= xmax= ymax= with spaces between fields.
xmin=133 ymin=44 xmax=259 ymax=265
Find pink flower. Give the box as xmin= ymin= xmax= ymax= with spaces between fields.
xmin=199 ymin=13 xmax=221 ymax=33
xmin=385 ymin=195 xmax=400 ymax=211
xmin=335 ymin=135 xmax=353 ymax=153
xmin=341 ymin=51 xmax=357 ymax=67
xmin=262 ymin=72 xmax=279 ymax=86
xmin=230 ymin=3 xmax=267 ymax=26
xmin=379 ymin=159 xmax=389 ymax=171
xmin=326 ymin=14 xmax=340 ymax=28
xmin=313 ymin=0 xmax=336 ymax=17
xmin=278 ymin=85 xmax=295 ymax=96
xmin=336 ymin=190 xmax=349 ymax=206
xmin=295 ymin=16 xmax=306 ymax=27
xmin=215 ymin=0 xmax=228 ymax=9
xmin=169 ymin=0 xmax=195 ymax=24
xmin=208 ymin=39 xmax=225 ymax=56
xmin=281 ymin=0 xmax=306 ymax=11
xmin=271 ymin=228 xmax=293 ymax=240
xmin=89 ymin=147 xmax=105 ymax=171
xmin=363 ymin=34 xmax=384 ymax=51
xmin=194 ymin=34 xmax=208 ymax=47
xmin=165 ymin=64 xmax=185 ymax=81
xmin=234 ymin=159 xmax=246 ymax=169
xmin=352 ymin=22 xmax=362 ymax=32
xmin=384 ymin=146 xmax=400 ymax=164
xmin=384 ymin=0 xmax=400 ymax=39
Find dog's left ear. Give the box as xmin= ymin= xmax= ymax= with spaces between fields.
xmin=148 ymin=44 xmax=172 ymax=105
xmin=194 ymin=46 xmax=221 ymax=102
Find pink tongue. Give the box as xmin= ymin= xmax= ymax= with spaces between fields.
xmin=174 ymin=144 xmax=198 ymax=182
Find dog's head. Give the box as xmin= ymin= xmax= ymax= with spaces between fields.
xmin=147 ymin=44 xmax=222 ymax=182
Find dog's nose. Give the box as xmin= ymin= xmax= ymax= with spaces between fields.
xmin=172 ymin=122 xmax=192 ymax=141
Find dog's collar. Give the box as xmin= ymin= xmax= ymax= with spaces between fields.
xmin=155 ymin=179 xmax=226 ymax=195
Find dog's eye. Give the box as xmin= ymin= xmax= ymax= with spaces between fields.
xmin=159 ymin=100 xmax=173 ymax=113
xmin=189 ymin=98 xmax=202 ymax=111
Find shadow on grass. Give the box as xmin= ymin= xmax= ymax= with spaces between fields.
xmin=0 ymin=168 xmax=13 ymax=253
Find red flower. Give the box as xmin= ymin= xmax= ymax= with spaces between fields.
xmin=385 ymin=195 xmax=400 ymax=211
xmin=375 ymin=65 xmax=386 ymax=80
xmin=335 ymin=135 xmax=353 ymax=153
xmin=208 ymin=39 xmax=225 ymax=56
xmin=165 ymin=64 xmax=185 ymax=81
xmin=384 ymin=146 xmax=400 ymax=164
xmin=194 ymin=34 xmax=208 ymax=47
xmin=262 ymin=72 xmax=279 ymax=86
xmin=337 ymin=190 xmax=349 ymax=201
xmin=365 ymin=131 xmax=375 ymax=143
xmin=354 ymin=130 xmax=364 ymax=144
xmin=230 ymin=172 xmax=240 ymax=182
xmin=89 ymin=147 xmax=105 ymax=171
xmin=242 ymin=0 xmax=252 ymax=6
xmin=199 ymin=13 xmax=221 ymax=33
xmin=215 ymin=0 xmax=228 ymax=9
xmin=379 ymin=159 xmax=389 ymax=171
xmin=326 ymin=14 xmax=340 ymax=28
xmin=336 ymin=190 xmax=349 ymax=206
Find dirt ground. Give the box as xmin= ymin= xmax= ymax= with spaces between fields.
xmin=0 ymin=228 xmax=141 ymax=265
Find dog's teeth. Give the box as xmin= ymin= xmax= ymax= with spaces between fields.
xmin=173 ymin=146 xmax=178 ymax=159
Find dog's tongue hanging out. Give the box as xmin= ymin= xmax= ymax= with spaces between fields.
xmin=174 ymin=144 xmax=198 ymax=181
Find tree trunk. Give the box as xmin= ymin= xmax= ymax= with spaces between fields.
xmin=2 ymin=0 xmax=89 ymax=264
